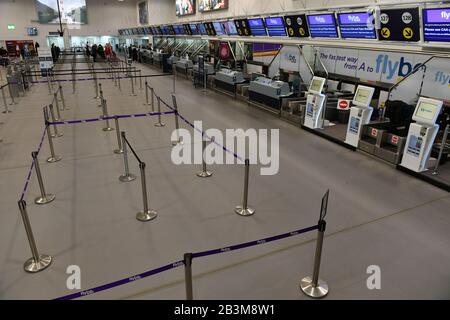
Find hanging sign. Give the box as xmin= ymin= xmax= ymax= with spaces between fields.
xmin=378 ymin=8 xmax=420 ymax=42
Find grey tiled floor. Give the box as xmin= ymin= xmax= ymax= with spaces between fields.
xmin=0 ymin=60 xmax=448 ymax=300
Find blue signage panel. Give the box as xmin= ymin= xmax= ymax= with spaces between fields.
xmin=197 ymin=23 xmax=208 ymax=35
xmin=213 ymin=21 xmax=226 ymax=36
xmin=337 ymin=12 xmax=376 ymax=39
xmin=307 ymin=13 xmax=339 ymax=38
xmin=265 ymin=17 xmax=287 ymax=37
xmin=248 ymin=18 xmax=267 ymax=36
xmin=423 ymin=8 xmax=450 ymax=42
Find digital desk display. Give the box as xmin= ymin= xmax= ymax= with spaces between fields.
xmin=310 ymin=78 xmax=325 ymax=94
xmin=224 ymin=21 xmax=238 ymax=35
xmin=307 ymin=13 xmax=339 ymax=38
xmin=190 ymin=24 xmax=200 ymax=35
xmin=234 ymin=19 xmax=251 ymax=36
xmin=423 ymin=8 xmax=450 ymax=42
xmin=213 ymin=22 xmax=226 ymax=36
xmin=248 ymin=18 xmax=267 ymax=36
xmin=265 ymin=17 xmax=287 ymax=37
xmin=354 ymin=88 xmax=372 ymax=105
xmin=337 ymin=12 xmax=376 ymax=39
xmin=197 ymin=23 xmax=208 ymax=35
xmin=415 ymin=101 xmax=439 ymax=121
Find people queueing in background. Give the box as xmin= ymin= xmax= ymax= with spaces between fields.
xmin=51 ymin=43 xmax=56 ymax=62
xmin=91 ymin=44 xmax=98 ymax=62
xmin=85 ymin=44 xmax=91 ymax=57
xmin=132 ymin=46 xmax=138 ymax=62
xmin=23 ymin=45 xmax=30 ymax=59
xmin=0 ymin=47 xmax=7 ymax=57
xmin=35 ymin=42 xmax=40 ymax=55
xmin=105 ymin=43 xmax=112 ymax=61
xmin=137 ymin=46 xmax=142 ymax=63
xmin=97 ymin=44 xmax=105 ymax=59
xmin=128 ymin=44 xmax=133 ymax=60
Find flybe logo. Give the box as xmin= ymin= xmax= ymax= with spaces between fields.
xmin=435 ymin=71 xmax=450 ymax=86
xmin=442 ymin=11 xmax=450 ymax=20
xmin=375 ymin=54 xmax=422 ymax=80
xmin=348 ymin=15 xmax=361 ymax=22
xmin=315 ymin=17 xmax=326 ymax=23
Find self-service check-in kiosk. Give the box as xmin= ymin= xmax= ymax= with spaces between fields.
xmin=400 ymin=97 xmax=443 ymax=172
xmin=345 ymin=85 xmax=375 ymax=147
xmin=303 ymin=77 xmax=326 ymax=129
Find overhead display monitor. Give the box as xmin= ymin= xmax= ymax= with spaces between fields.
xmin=197 ymin=23 xmax=208 ymax=35
xmin=213 ymin=21 xmax=226 ymax=36
xmin=223 ymin=21 xmax=238 ymax=35
xmin=353 ymin=85 xmax=375 ymax=107
xmin=307 ymin=13 xmax=339 ymax=38
xmin=337 ymin=12 xmax=376 ymax=39
xmin=168 ymin=25 xmax=176 ymax=35
xmin=265 ymin=17 xmax=287 ymax=37
xmin=413 ymin=97 xmax=443 ymax=124
xmin=174 ymin=25 xmax=185 ymax=35
xmin=309 ymin=77 xmax=326 ymax=94
xmin=248 ymin=18 xmax=267 ymax=36
xmin=189 ymin=24 xmax=199 ymax=35
xmin=378 ymin=8 xmax=420 ymax=42
xmin=155 ymin=26 xmax=163 ymax=35
xmin=284 ymin=14 xmax=310 ymax=38
xmin=204 ymin=22 xmax=216 ymax=36
xmin=234 ymin=19 xmax=251 ymax=36
xmin=183 ymin=24 xmax=192 ymax=35
xmin=176 ymin=0 xmax=195 ymax=16
xmin=199 ymin=0 xmax=227 ymax=12
xmin=35 ymin=0 xmax=87 ymax=24
xmin=422 ymin=8 xmax=450 ymax=42
xmin=27 ymin=27 xmax=38 ymax=36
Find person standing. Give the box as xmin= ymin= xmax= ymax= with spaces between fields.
xmin=91 ymin=44 xmax=98 ymax=62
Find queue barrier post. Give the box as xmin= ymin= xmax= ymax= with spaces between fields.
xmin=196 ymin=139 xmax=213 ymax=178
xmin=93 ymin=69 xmax=100 ymax=99
xmin=144 ymin=81 xmax=150 ymax=106
xmin=150 ymin=87 xmax=155 ymax=114
xmin=47 ymin=72 xmax=52 ymax=95
xmin=130 ymin=73 xmax=137 ymax=96
xmin=101 ymin=99 xmax=114 ymax=132
xmin=1 ymin=86 xmax=12 ymax=113
xmin=53 ymin=92 xmax=62 ymax=121
xmin=59 ymin=85 xmax=69 ymax=110
xmin=32 ymin=151 xmax=56 ymax=205
xmin=44 ymin=107 xmax=62 ymax=163
xmin=154 ymin=96 xmax=165 ymax=127
xmin=235 ymin=159 xmax=255 ymax=216
xmin=98 ymin=85 xmax=104 ymax=107
xmin=114 ymin=116 xmax=124 ymax=154
xmin=119 ymin=131 xmax=137 ymax=182
xmin=136 ymin=162 xmax=158 ymax=222
xmin=139 ymin=70 xmax=143 ymax=90
xmin=184 ymin=253 xmax=194 ymax=300
xmin=8 ymin=82 xmax=18 ymax=105
xmin=48 ymin=104 xmax=63 ymax=138
xmin=18 ymin=200 xmax=53 ymax=273
xmin=300 ymin=190 xmax=330 ymax=299
xmin=171 ymin=94 xmax=182 ymax=146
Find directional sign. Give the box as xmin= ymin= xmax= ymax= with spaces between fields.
xmin=378 ymin=8 xmax=420 ymax=42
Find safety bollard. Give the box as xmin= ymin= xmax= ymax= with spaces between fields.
xmin=184 ymin=253 xmax=194 ymax=300
xmin=130 ymin=74 xmax=137 ymax=96
xmin=300 ymin=190 xmax=329 ymax=298
xmin=197 ymin=139 xmax=213 ymax=178
xmin=32 ymin=151 xmax=56 ymax=205
xmin=154 ymin=96 xmax=165 ymax=127
xmin=119 ymin=132 xmax=137 ymax=182
xmin=44 ymin=107 xmax=61 ymax=163
xmin=235 ymin=159 xmax=255 ymax=216
xmin=171 ymin=95 xmax=182 ymax=146
xmin=8 ymin=83 xmax=18 ymax=105
xmin=53 ymin=92 xmax=63 ymax=121
xmin=101 ymin=99 xmax=114 ymax=132
xmin=1 ymin=86 xmax=12 ymax=113
xmin=114 ymin=116 xmax=124 ymax=154
xmin=136 ymin=162 xmax=158 ymax=222
xmin=48 ymin=104 xmax=63 ymax=138
xmin=18 ymin=200 xmax=53 ymax=273
xmin=59 ymin=85 xmax=69 ymax=110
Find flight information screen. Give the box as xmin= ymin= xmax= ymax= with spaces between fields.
xmin=307 ymin=13 xmax=339 ymax=38
xmin=248 ymin=18 xmax=267 ymax=36
xmin=423 ymin=8 xmax=450 ymax=42
xmin=197 ymin=23 xmax=208 ymax=35
xmin=337 ymin=12 xmax=376 ymax=39
xmin=234 ymin=19 xmax=251 ymax=36
xmin=213 ymin=21 xmax=226 ymax=36
xmin=189 ymin=24 xmax=200 ymax=35
xmin=224 ymin=21 xmax=238 ymax=35
xmin=265 ymin=17 xmax=287 ymax=36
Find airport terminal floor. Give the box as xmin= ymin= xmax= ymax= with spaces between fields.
xmin=0 ymin=57 xmax=449 ymax=300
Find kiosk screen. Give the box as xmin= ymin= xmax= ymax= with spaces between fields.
xmin=310 ymin=78 xmax=324 ymax=93
xmin=415 ymin=101 xmax=439 ymax=121
xmin=354 ymin=88 xmax=372 ymax=105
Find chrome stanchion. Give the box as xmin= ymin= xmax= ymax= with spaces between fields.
xmin=130 ymin=74 xmax=137 ymax=96
xmin=59 ymin=85 xmax=69 ymax=110
xmin=72 ymin=72 xmax=76 ymax=94
xmin=173 ymin=62 xmax=176 ymax=94
xmin=300 ymin=190 xmax=329 ymax=299
xmin=114 ymin=116 xmax=124 ymax=154
xmin=197 ymin=139 xmax=213 ymax=178
xmin=48 ymin=104 xmax=63 ymax=138
xmin=53 ymin=92 xmax=62 ymax=121
xmin=47 ymin=72 xmax=52 ymax=95
xmin=98 ymin=86 xmax=104 ymax=108
xmin=154 ymin=96 xmax=165 ymax=127
xmin=150 ymin=87 xmax=155 ymax=114
xmin=144 ymin=81 xmax=150 ymax=106
xmin=118 ymin=70 xmax=122 ymax=91
xmin=93 ymin=69 xmax=99 ymax=99
xmin=44 ymin=106 xmax=61 ymax=163
xmin=184 ymin=253 xmax=194 ymax=300
xmin=101 ymin=99 xmax=114 ymax=132
xmin=139 ymin=70 xmax=142 ymax=90
xmin=235 ymin=159 xmax=255 ymax=216
xmin=171 ymin=94 xmax=182 ymax=146
xmin=432 ymin=124 xmax=449 ymax=176
xmin=119 ymin=132 xmax=137 ymax=182
xmin=136 ymin=162 xmax=158 ymax=222
xmin=8 ymin=83 xmax=18 ymax=105
xmin=32 ymin=151 xmax=56 ymax=205
xmin=1 ymin=86 xmax=12 ymax=113
xmin=18 ymin=200 xmax=53 ymax=273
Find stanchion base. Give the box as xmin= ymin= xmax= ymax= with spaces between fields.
xmin=235 ymin=206 xmax=255 ymax=216
xmin=2 ymin=110 xmax=12 ymax=114
xmin=197 ymin=170 xmax=213 ymax=178
xmin=114 ymin=149 xmax=124 ymax=154
xmin=24 ymin=254 xmax=52 ymax=273
xmin=171 ymin=139 xmax=183 ymax=146
xmin=154 ymin=122 xmax=166 ymax=127
xmin=103 ymin=127 xmax=114 ymax=132
xmin=119 ymin=174 xmax=137 ymax=182
xmin=136 ymin=210 xmax=158 ymax=222
xmin=47 ymin=155 xmax=62 ymax=163
xmin=300 ymin=276 xmax=329 ymax=299
xmin=51 ymin=133 xmax=64 ymax=138
xmin=94 ymin=96 xmax=100 ymax=99
xmin=35 ymin=194 xmax=56 ymax=205
xmin=130 ymin=94 xmax=137 ymax=97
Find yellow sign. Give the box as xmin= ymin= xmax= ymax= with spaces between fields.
xmin=403 ymin=27 xmax=413 ymax=39
xmin=288 ymin=28 xmax=294 ymax=36
xmin=299 ymin=28 xmax=305 ymax=36
xmin=381 ymin=27 xmax=390 ymax=38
